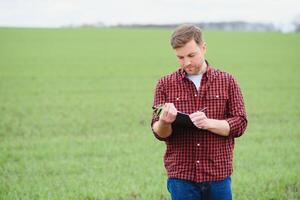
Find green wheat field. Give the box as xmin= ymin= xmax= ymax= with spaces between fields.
xmin=0 ymin=28 xmax=299 ymax=199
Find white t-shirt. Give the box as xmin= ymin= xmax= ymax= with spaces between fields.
xmin=187 ymin=74 xmax=203 ymax=90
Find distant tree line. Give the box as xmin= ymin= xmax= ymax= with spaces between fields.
xmin=114 ymin=21 xmax=299 ymax=33
xmin=66 ymin=19 xmax=300 ymax=33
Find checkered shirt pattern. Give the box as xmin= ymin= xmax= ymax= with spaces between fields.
xmin=151 ymin=62 xmax=247 ymax=182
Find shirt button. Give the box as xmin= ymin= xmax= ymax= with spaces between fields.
xmin=194 ymin=94 xmax=197 ymax=97
xmin=176 ymin=97 xmax=179 ymax=100
xmin=197 ymin=143 xmax=200 ymax=146
xmin=216 ymin=95 xmax=219 ymax=98
xmin=196 ymin=160 xmax=200 ymax=164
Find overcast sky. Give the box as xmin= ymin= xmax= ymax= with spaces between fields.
xmin=0 ymin=0 xmax=299 ymax=27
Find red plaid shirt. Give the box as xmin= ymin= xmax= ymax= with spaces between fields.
xmin=151 ymin=61 xmax=247 ymax=182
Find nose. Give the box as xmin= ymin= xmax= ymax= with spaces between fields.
xmin=183 ymin=58 xmax=191 ymax=66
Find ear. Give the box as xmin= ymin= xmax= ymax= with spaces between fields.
xmin=202 ymin=42 xmax=207 ymax=53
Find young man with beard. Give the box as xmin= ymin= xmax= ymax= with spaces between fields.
xmin=151 ymin=24 xmax=247 ymax=200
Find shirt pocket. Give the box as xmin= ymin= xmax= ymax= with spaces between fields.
xmin=205 ymin=93 xmax=228 ymax=119
xmin=167 ymin=93 xmax=194 ymax=113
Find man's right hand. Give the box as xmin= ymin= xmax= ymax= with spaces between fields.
xmin=159 ymin=103 xmax=177 ymax=124
xmin=153 ymin=103 xmax=177 ymax=139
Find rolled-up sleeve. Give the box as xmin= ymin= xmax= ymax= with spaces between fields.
xmin=225 ymin=76 xmax=248 ymax=138
xmin=150 ymin=78 xmax=169 ymax=141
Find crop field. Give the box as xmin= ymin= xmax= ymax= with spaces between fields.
xmin=0 ymin=28 xmax=299 ymax=199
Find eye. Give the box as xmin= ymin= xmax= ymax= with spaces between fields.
xmin=188 ymin=54 xmax=195 ymax=58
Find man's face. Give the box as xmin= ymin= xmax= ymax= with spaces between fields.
xmin=174 ymin=39 xmax=206 ymax=75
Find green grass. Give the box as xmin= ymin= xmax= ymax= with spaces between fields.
xmin=0 ymin=27 xmax=299 ymax=199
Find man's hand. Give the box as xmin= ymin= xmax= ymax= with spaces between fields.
xmin=189 ymin=111 xmax=211 ymax=130
xmin=189 ymin=111 xmax=230 ymax=136
xmin=153 ymin=103 xmax=177 ymax=139
xmin=159 ymin=103 xmax=177 ymax=124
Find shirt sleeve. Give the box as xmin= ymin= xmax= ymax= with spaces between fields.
xmin=225 ymin=76 xmax=248 ymax=138
xmin=150 ymin=78 xmax=169 ymax=141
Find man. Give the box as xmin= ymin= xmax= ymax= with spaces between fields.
xmin=151 ymin=24 xmax=247 ymax=200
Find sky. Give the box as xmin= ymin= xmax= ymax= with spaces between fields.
xmin=0 ymin=0 xmax=299 ymax=27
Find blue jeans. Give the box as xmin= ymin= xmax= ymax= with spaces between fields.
xmin=167 ymin=177 xmax=232 ymax=200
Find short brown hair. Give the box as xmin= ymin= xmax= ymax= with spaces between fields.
xmin=170 ymin=24 xmax=203 ymax=49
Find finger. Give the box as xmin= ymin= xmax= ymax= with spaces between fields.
xmin=189 ymin=112 xmax=199 ymax=118
xmin=190 ymin=111 xmax=205 ymax=118
xmin=166 ymin=104 xmax=174 ymax=122
xmin=193 ymin=113 xmax=206 ymax=121
xmin=160 ymin=104 xmax=168 ymax=119
xmin=169 ymin=104 xmax=177 ymax=115
xmin=163 ymin=103 xmax=170 ymax=112
xmin=169 ymin=109 xmax=177 ymax=121
xmin=169 ymin=103 xmax=177 ymax=111
xmin=192 ymin=120 xmax=203 ymax=129
xmin=164 ymin=103 xmax=171 ymax=118
xmin=196 ymin=115 xmax=206 ymax=121
xmin=197 ymin=111 xmax=207 ymax=118
xmin=190 ymin=113 xmax=203 ymax=121
xmin=165 ymin=103 xmax=177 ymax=122
xmin=193 ymin=121 xmax=203 ymax=129
xmin=190 ymin=116 xmax=205 ymax=126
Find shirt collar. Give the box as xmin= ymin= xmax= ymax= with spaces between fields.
xmin=178 ymin=60 xmax=216 ymax=80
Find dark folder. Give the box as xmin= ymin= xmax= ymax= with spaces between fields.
xmin=173 ymin=112 xmax=198 ymax=129
xmin=152 ymin=105 xmax=206 ymax=129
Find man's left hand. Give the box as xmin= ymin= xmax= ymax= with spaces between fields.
xmin=189 ymin=111 xmax=212 ymax=129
